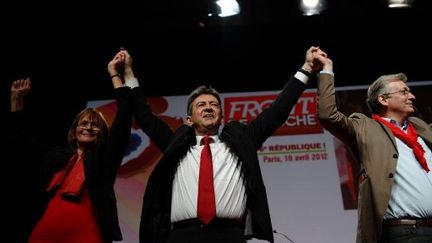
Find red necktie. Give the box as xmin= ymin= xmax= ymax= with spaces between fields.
xmin=197 ymin=136 xmax=216 ymax=224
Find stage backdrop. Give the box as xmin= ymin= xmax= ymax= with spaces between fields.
xmin=88 ymin=81 xmax=432 ymax=243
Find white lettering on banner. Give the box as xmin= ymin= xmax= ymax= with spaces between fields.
xmin=290 ymin=96 xmax=315 ymax=114
xmin=229 ymin=96 xmax=314 ymax=120
xmin=224 ymin=92 xmax=323 ymax=135
xmin=285 ymin=114 xmax=317 ymax=126
xmin=228 ymin=99 xmax=273 ymax=118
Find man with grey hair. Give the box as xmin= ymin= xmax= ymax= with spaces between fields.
xmin=315 ymin=51 xmax=432 ymax=242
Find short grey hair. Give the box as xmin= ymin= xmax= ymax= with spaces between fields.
xmin=366 ymin=73 xmax=408 ymax=114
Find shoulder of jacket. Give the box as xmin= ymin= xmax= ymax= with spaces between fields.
xmin=409 ymin=116 xmax=428 ymax=125
xmin=349 ymin=112 xmax=368 ymax=118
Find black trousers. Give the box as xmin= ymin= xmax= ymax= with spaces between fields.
xmin=166 ymin=219 xmax=246 ymax=243
xmin=380 ymin=225 xmax=432 ymax=243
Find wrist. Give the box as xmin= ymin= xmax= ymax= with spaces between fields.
xmin=301 ymin=63 xmax=313 ymax=73
xmin=298 ymin=68 xmax=312 ymax=78
xmin=110 ymin=73 xmax=121 ymax=79
xmin=124 ymin=69 xmax=134 ymax=77
xmin=11 ymin=93 xmax=24 ymax=100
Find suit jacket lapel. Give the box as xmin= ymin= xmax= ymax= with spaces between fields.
xmin=373 ymin=118 xmax=399 ymax=151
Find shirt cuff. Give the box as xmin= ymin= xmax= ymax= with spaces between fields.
xmin=294 ymin=71 xmax=309 ymax=84
xmin=319 ymin=70 xmax=334 ymax=76
xmin=125 ymin=77 xmax=140 ymax=89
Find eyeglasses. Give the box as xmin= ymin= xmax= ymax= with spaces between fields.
xmin=382 ymin=88 xmax=411 ymax=97
xmin=77 ymin=120 xmax=101 ymax=129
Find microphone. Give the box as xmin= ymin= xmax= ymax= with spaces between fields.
xmin=273 ymin=229 xmax=295 ymax=243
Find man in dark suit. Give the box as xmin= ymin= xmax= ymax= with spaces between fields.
xmin=315 ymin=51 xmax=432 ymax=242
xmin=121 ymin=46 xmax=323 ymax=243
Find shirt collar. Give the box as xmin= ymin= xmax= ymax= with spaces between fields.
xmin=382 ymin=117 xmax=409 ymax=131
xmin=197 ymin=135 xmax=219 ymax=145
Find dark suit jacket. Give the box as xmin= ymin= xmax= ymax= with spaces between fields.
xmin=132 ymin=77 xmax=307 ymax=243
xmin=317 ymin=73 xmax=432 ymax=243
xmin=7 ymin=87 xmax=133 ymax=242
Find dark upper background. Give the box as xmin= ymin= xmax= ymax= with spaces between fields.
xmin=2 ymin=0 xmax=432 ymax=143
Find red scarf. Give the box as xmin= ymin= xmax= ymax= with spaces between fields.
xmin=47 ymin=153 xmax=86 ymax=199
xmin=372 ymin=114 xmax=430 ymax=173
